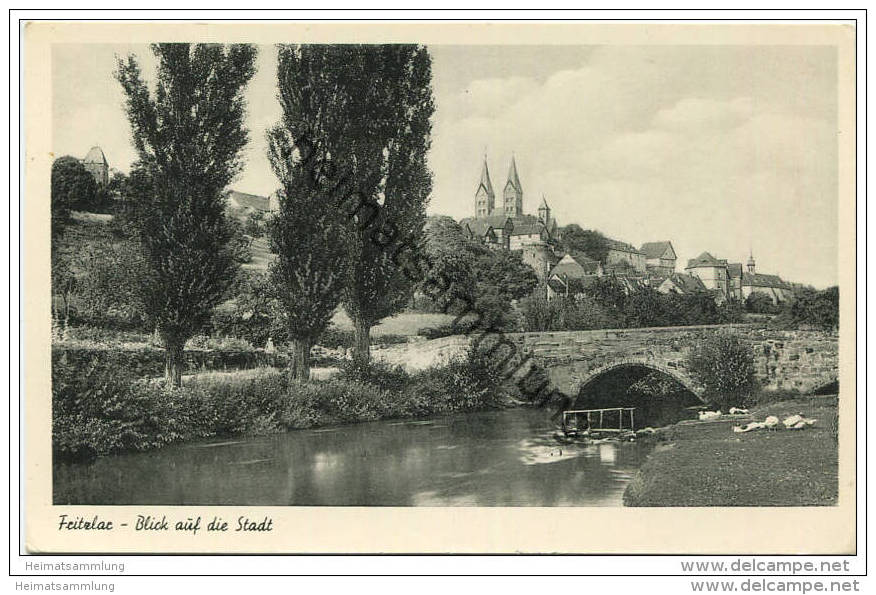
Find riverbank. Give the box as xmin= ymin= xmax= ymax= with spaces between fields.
xmin=52 ymin=349 xmax=523 ymax=462
xmin=623 ymin=397 xmax=838 ymax=506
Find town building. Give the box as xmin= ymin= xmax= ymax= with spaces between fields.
xmin=520 ymin=244 xmax=560 ymax=283
xmin=545 ymin=252 xmax=602 ymax=301
xmin=685 ymin=252 xmax=730 ymax=296
xmin=604 ymin=238 xmax=646 ymax=273
xmin=81 ymin=146 xmax=109 ymax=187
xmin=657 ymin=272 xmax=707 ymax=296
xmin=639 ymin=241 xmax=677 ymax=276
xmin=684 ymin=250 xmax=791 ymax=304
xmin=740 ymin=253 xmax=790 ymax=304
xmin=227 ymin=190 xmax=280 ymax=215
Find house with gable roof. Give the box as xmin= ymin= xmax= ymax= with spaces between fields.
xmin=640 ymin=241 xmax=677 ymax=276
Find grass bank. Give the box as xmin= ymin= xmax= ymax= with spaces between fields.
xmin=52 ymin=349 xmax=521 ymax=462
xmin=623 ymin=398 xmax=838 ymax=506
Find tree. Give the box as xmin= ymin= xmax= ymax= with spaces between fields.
xmin=265 ymin=47 xmax=351 ymax=379
xmin=115 ymin=43 xmax=257 ymax=386
xmin=586 ymin=275 xmax=628 ymax=316
xmin=419 ymin=216 xmax=537 ymax=331
xmin=418 ymin=217 xmax=478 ymax=313
xmin=745 ymin=291 xmax=779 ymax=314
xmin=686 ymin=332 xmax=758 ymax=410
xmin=560 ymin=224 xmax=610 ymax=263
xmin=775 ymin=286 xmax=839 ymax=332
xmin=623 ymin=287 xmax=668 ymax=328
xmin=333 ymin=45 xmax=435 ymax=363
xmin=51 ymin=156 xmax=97 ymax=236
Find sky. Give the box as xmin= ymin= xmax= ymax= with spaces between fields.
xmin=53 ymin=43 xmax=839 ymax=288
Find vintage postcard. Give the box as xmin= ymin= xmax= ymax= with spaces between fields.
xmin=22 ymin=20 xmax=857 ymax=554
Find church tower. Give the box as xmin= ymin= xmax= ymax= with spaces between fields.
xmin=474 ymin=155 xmax=495 ymax=218
xmin=503 ymin=155 xmax=523 ymax=217
xmin=537 ymin=195 xmax=551 ymax=227
xmin=747 ymin=251 xmax=756 ymax=274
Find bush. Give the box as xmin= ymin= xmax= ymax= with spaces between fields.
xmin=53 ymin=347 xmax=288 ymax=380
xmin=52 ymin=346 xmax=511 ymax=460
xmin=772 ymin=286 xmax=839 ymax=332
xmin=746 ymin=292 xmax=780 ymax=314
xmin=337 ymin=359 xmax=412 ymax=393
xmin=519 ymin=293 xmax=621 ymax=332
xmin=686 ymin=332 xmax=759 ymax=410
xmin=52 ymin=355 xmax=218 ymax=461
xmin=417 ymin=321 xmax=476 ymax=340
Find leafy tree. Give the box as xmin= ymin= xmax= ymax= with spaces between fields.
xmin=244 ymin=210 xmax=266 ymax=239
xmin=560 ymin=224 xmax=610 ymax=263
xmin=419 ymin=216 xmax=537 ymax=331
xmin=623 ymin=287 xmax=667 ymax=328
xmin=519 ymin=294 xmax=618 ymax=332
xmin=774 ymin=286 xmax=839 ymax=332
xmin=265 ymin=46 xmax=351 ymax=379
xmin=686 ymin=332 xmax=758 ymax=410
xmin=332 ymin=45 xmax=435 ymax=363
xmin=211 ymin=273 xmax=288 ymax=348
xmin=585 ymin=275 xmax=627 ymax=316
xmin=74 ymin=240 xmax=148 ymax=327
xmin=418 ymin=217 xmax=478 ymax=313
xmin=51 ymin=156 xmax=96 ymax=236
xmin=115 ymin=43 xmax=257 ymax=386
xmin=745 ymin=291 xmax=780 ymax=314
xmin=661 ymin=291 xmax=722 ymax=326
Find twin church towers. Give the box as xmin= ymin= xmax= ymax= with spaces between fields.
xmin=474 ymin=155 xmax=526 ymax=219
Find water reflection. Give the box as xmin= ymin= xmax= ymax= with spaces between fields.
xmin=54 ymin=409 xmax=652 ymax=506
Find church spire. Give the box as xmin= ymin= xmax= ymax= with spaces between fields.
xmin=474 ymin=154 xmax=495 ymax=218
xmin=507 ymin=154 xmax=523 ymax=193
xmin=502 ymin=154 xmax=524 ymax=217
xmin=478 ymin=154 xmax=495 ymax=197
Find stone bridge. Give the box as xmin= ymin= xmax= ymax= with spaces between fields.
xmin=372 ymin=324 xmax=839 ymax=400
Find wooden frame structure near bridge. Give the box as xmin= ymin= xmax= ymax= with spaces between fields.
xmin=562 ymin=407 xmax=636 ymax=434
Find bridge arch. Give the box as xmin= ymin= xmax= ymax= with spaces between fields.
xmin=574 ymin=359 xmax=705 ymax=402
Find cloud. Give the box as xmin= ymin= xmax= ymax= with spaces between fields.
xmin=428 ymin=45 xmax=838 ymax=287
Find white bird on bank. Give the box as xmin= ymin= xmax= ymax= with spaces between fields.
xmin=783 ymin=414 xmax=817 ymax=429
xmin=699 ymin=410 xmax=722 ymax=421
xmin=764 ymin=416 xmax=780 ymax=430
xmin=733 ymin=422 xmax=765 ymax=433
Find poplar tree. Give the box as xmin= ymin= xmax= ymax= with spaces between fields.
xmin=265 ymin=45 xmax=349 ymax=380
xmin=339 ymin=45 xmax=435 ymax=363
xmin=115 ymin=43 xmax=257 ymax=386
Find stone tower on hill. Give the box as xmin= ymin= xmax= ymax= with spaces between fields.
xmin=82 ymin=146 xmax=109 ymax=187
xmin=474 ymin=156 xmax=495 ymax=218
xmin=502 ymin=155 xmax=523 ymax=217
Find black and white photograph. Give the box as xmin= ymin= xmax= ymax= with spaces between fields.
xmin=20 ymin=18 xmax=858 ymax=558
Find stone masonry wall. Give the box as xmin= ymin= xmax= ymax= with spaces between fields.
xmin=372 ymin=324 xmax=839 ymax=397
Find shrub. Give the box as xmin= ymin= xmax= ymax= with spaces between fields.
xmin=53 ymin=347 xmax=289 ymax=380
xmin=745 ymin=292 xmax=780 ymax=314
xmin=686 ymin=332 xmax=759 ymax=411
xmin=337 ymin=359 xmax=412 ymax=393
xmin=772 ymin=286 xmax=839 ymax=332
xmin=417 ymin=322 xmax=475 ymax=340
xmin=52 ymin=355 xmax=219 ymax=461
xmin=52 ymin=344 xmax=511 ymax=460
xmin=185 ymin=334 xmax=255 ymax=352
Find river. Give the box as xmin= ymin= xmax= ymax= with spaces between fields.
xmin=53 ymin=408 xmax=653 ymax=506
